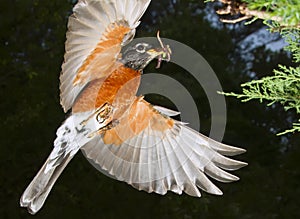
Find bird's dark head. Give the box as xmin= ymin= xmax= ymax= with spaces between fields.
xmin=121 ymin=32 xmax=171 ymax=71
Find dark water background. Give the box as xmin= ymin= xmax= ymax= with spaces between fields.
xmin=1 ymin=0 xmax=299 ymax=218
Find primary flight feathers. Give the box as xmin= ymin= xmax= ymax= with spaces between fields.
xmin=82 ymin=98 xmax=247 ymax=196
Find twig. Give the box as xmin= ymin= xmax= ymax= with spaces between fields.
xmin=213 ymin=0 xmax=300 ymax=27
xmin=220 ymin=15 xmax=252 ymax=23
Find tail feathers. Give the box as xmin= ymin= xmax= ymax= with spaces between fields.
xmin=20 ymin=109 xmax=109 ymax=214
xmin=20 ymin=152 xmax=74 ymax=214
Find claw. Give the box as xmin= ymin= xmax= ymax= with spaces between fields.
xmin=96 ymin=103 xmax=113 ymax=124
xmin=80 ymin=103 xmax=113 ymax=126
xmin=87 ymin=119 xmax=119 ymax=138
xmin=77 ymin=103 xmax=115 ymax=138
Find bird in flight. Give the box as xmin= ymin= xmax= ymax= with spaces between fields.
xmin=20 ymin=0 xmax=247 ymax=214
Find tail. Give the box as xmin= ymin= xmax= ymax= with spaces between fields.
xmin=20 ymin=151 xmax=75 ymax=214
xmin=20 ymin=115 xmax=81 ymax=214
xmin=20 ymin=106 xmax=113 ymax=214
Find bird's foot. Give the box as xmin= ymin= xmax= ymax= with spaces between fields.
xmin=80 ymin=103 xmax=113 ymax=126
xmin=79 ymin=103 xmax=116 ymax=138
xmin=86 ymin=119 xmax=119 ymax=138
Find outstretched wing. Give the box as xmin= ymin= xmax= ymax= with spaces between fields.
xmin=81 ymin=97 xmax=247 ymax=197
xmin=60 ymin=0 xmax=151 ymax=112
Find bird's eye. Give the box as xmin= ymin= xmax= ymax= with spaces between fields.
xmin=136 ymin=43 xmax=146 ymax=53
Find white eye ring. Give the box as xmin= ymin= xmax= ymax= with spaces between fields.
xmin=135 ymin=43 xmax=148 ymax=53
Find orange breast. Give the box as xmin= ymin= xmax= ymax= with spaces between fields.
xmin=72 ymin=65 xmax=141 ymax=114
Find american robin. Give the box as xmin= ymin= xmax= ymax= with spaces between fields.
xmin=20 ymin=0 xmax=247 ymax=214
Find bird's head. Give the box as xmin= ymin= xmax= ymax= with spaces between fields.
xmin=121 ymin=32 xmax=172 ymax=71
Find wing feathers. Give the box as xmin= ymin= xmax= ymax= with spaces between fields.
xmin=162 ymin=133 xmax=183 ymax=193
xmin=60 ymin=0 xmax=152 ymax=112
xmin=212 ymin=153 xmax=247 ymax=171
xmin=153 ymin=105 xmax=181 ymax=117
xmin=204 ymin=162 xmax=239 ymax=183
xmin=81 ymin=98 xmax=246 ymax=198
xmin=195 ymin=171 xmax=223 ymax=195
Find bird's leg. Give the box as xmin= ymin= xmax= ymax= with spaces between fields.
xmin=80 ymin=103 xmax=113 ymax=126
xmin=75 ymin=103 xmax=115 ymax=138
xmin=89 ymin=119 xmax=119 ymax=138
xmin=95 ymin=103 xmax=114 ymax=124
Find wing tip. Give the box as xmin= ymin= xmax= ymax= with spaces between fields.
xmin=214 ymin=144 xmax=247 ymax=156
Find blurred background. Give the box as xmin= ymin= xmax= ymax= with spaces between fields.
xmin=1 ymin=0 xmax=299 ymax=218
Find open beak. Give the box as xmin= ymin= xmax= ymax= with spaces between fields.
xmin=146 ymin=31 xmax=172 ymax=68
